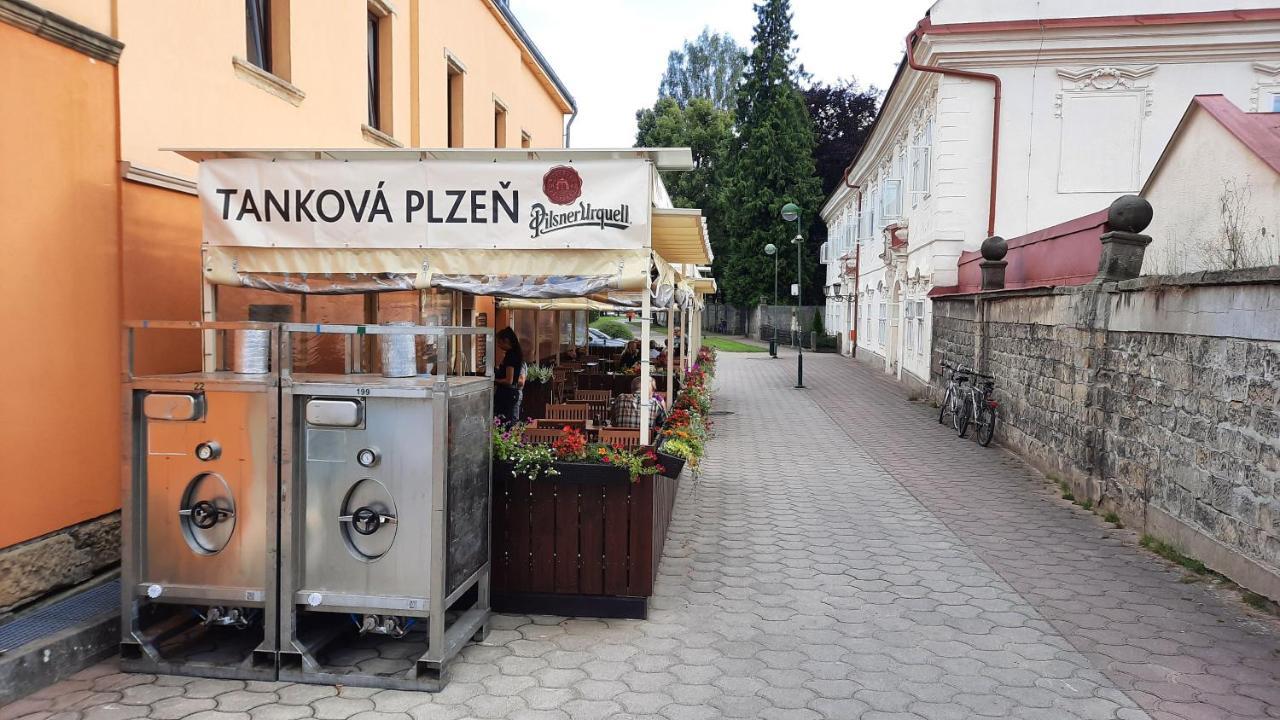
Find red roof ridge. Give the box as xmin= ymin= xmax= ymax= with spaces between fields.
xmin=1189 ymin=94 xmax=1280 ymax=176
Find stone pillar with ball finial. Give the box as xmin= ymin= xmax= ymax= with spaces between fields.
xmin=979 ymin=235 xmax=1008 ymax=291
xmin=1095 ymin=195 xmax=1154 ymax=283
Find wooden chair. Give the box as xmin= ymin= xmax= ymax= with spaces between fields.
xmin=599 ymin=427 xmax=641 ymax=450
xmin=573 ymin=389 xmax=612 ymax=424
xmin=552 ymin=367 xmax=572 ymax=403
xmin=522 ymin=427 xmax=566 ymax=444
xmin=545 ymin=403 xmax=590 ymax=422
xmin=533 ymin=418 xmax=587 ymax=432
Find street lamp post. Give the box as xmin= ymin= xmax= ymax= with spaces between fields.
xmin=781 ymin=202 xmax=805 ymax=389
xmin=764 ymin=243 xmax=778 ymax=358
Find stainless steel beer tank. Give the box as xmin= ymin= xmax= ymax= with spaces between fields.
xmin=120 ymin=321 xmax=281 ymax=680
xmin=278 ymin=324 xmax=494 ymax=691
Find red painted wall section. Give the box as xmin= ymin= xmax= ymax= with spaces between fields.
xmin=932 ymin=208 xmax=1109 ymax=297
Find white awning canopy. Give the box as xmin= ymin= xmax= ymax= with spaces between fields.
xmin=652 ymin=208 xmax=713 ymax=265
xmin=181 ymin=148 xmax=706 ymax=299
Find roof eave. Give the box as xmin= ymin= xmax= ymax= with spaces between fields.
xmin=490 ymin=0 xmax=577 ymax=115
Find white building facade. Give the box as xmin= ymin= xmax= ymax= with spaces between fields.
xmin=818 ymin=0 xmax=1280 ymax=389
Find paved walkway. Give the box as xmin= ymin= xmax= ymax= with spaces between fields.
xmin=5 ymin=351 xmax=1278 ymax=720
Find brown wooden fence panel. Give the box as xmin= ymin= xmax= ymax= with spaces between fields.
xmin=493 ymin=466 xmax=679 ymax=618
xmin=627 ymin=476 xmax=654 ymax=596
xmin=602 ymin=483 xmax=630 ymax=595
xmin=492 ymin=471 xmax=510 ymax=591
xmin=651 ymin=475 xmax=678 ymax=584
xmin=506 ymin=474 xmax=531 ymax=591
xmin=554 ymin=484 xmax=580 ymax=593
xmin=579 ymin=484 xmax=605 ymax=595
xmin=529 ymin=480 xmax=556 ymax=593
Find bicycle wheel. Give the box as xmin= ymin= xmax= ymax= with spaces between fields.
xmin=957 ymin=395 xmax=972 ymax=438
xmin=976 ymin=403 xmax=996 ymax=446
xmin=938 ymin=386 xmax=953 ymax=425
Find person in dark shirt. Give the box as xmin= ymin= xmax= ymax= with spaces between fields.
xmin=619 ymin=339 xmax=641 ymax=367
xmin=495 ymin=327 xmax=524 ymax=424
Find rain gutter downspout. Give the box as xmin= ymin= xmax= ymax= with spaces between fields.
xmin=564 ymin=111 xmax=577 ymax=148
xmin=905 ymin=19 xmax=1001 ymax=238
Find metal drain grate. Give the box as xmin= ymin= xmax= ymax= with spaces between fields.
xmin=0 ymin=580 xmax=119 ymax=654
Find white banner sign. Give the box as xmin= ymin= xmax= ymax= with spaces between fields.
xmin=199 ymin=159 xmax=650 ymax=250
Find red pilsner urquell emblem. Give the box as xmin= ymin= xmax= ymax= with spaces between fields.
xmin=542 ymin=165 xmax=583 ymax=205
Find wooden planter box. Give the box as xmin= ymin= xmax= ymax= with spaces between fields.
xmin=656 ymin=451 xmax=685 ymax=479
xmin=521 ymin=381 xmax=552 ymax=420
xmin=491 ymin=460 xmax=679 ymax=619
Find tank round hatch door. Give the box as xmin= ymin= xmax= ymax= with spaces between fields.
xmin=178 ymin=473 xmax=236 ymax=555
xmin=338 ymin=479 xmax=398 ymax=562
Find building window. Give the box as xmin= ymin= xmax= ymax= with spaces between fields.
xmin=915 ymin=300 xmax=926 ymax=355
xmin=904 ymin=300 xmax=915 ymax=353
xmin=367 ymin=12 xmax=380 ymax=128
xmin=447 ymin=58 xmax=465 ymax=148
xmin=521 ymin=131 xmax=532 ymax=148
xmin=868 ymin=189 xmax=879 ymax=236
xmin=246 ymin=0 xmax=271 ymax=71
xmin=364 ymin=3 xmax=393 ymax=135
xmin=911 ymin=119 xmax=932 ymax=205
xmin=878 ymin=297 xmax=887 ymax=346
xmin=494 ymin=102 xmax=508 ymax=148
xmin=245 ymin=0 xmax=290 ymax=79
xmin=881 ymin=179 xmax=902 ymax=221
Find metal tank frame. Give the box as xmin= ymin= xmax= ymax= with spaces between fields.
xmin=277 ymin=323 xmax=495 ymax=691
xmin=119 ymin=320 xmax=282 ymax=681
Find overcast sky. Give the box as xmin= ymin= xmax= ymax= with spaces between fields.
xmin=509 ymin=0 xmax=936 ymax=148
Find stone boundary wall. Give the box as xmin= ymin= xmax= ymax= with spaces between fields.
xmin=931 ymin=267 xmax=1280 ymax=598
xmin=0 ymin=511 xmax=120 ymax=617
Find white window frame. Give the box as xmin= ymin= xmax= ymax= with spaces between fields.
xmin=881 ymin=179 xmax=902 ymax=222
xmin=901 ymin=298 xmax=911 ymax=351
xmin=915 ymin=300 xmax=926 ymax=356
xmin=868 ymin=189 xmax=880 ymax=235
xmin=877 ymin=295 xmax=888 ymax=346
xmin=819 ymin=241 xmax=830 ymax=264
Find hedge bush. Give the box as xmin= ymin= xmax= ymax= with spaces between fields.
xmin=590 ymin=317 xmax=634 ymax=340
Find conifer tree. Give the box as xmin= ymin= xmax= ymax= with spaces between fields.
xmin=719 ymin=0 xmax=823 ymax=308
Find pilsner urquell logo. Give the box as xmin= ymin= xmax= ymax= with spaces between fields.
xmin=529 ymin=165 xmax=631 ymax=239
xmin=542 ymin=166 xmax=582 ymax=205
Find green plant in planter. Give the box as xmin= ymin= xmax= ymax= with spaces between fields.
xmin=492 ymin=422 xmax=559 ymax=481
xmin=660 ymin=438 xmax=702 ymax=469
xmin=525 ymin=364 xmax=554 ymax=384
xmin=589 ymin=443 xmax=662 ymax=481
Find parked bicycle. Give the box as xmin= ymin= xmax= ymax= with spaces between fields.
xmin=957 ymin=369 xmax=998 ymax=447
xmin=937 ymin=361 xmax=970 ymax=431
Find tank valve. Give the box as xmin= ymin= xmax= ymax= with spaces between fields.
xmin=354 ymin=614 xmax=410 ymax=638
xmin=200 ymin=606 xmax=251 ymax=629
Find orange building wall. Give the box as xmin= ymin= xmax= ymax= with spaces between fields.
xmin=0 ymin=23 xmax=123 ymax=548
xmin=121 ymin=183 xmax=203 ymax=375
xmin=419 ymin=0 xmax=569 ymax=148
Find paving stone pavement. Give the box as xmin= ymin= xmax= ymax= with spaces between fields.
xmin=4 ymin=350 xmax=1278 ymax=720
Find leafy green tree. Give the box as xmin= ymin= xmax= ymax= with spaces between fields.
xmin=658 ymin=29 xmax=746 ymax=112
xmin=635 ymin=97 xmax=734 ymax=276
xmin=719 ymin=0 xmax=823 ymax=307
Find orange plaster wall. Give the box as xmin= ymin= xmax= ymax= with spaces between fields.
xmin=120 ymin=182 xmax=204 ymax=375
xmin=0 ymin=23 xmax=123 ymax=548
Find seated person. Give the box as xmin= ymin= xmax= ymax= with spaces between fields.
xmin=619 ymin=340 xmax=642 ymax=367
xmin=609 ymin=377 xmax=666 ymax=427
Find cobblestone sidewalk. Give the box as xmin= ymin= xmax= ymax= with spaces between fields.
xmin=3 ymin=351 xmax=1277 ymax=720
